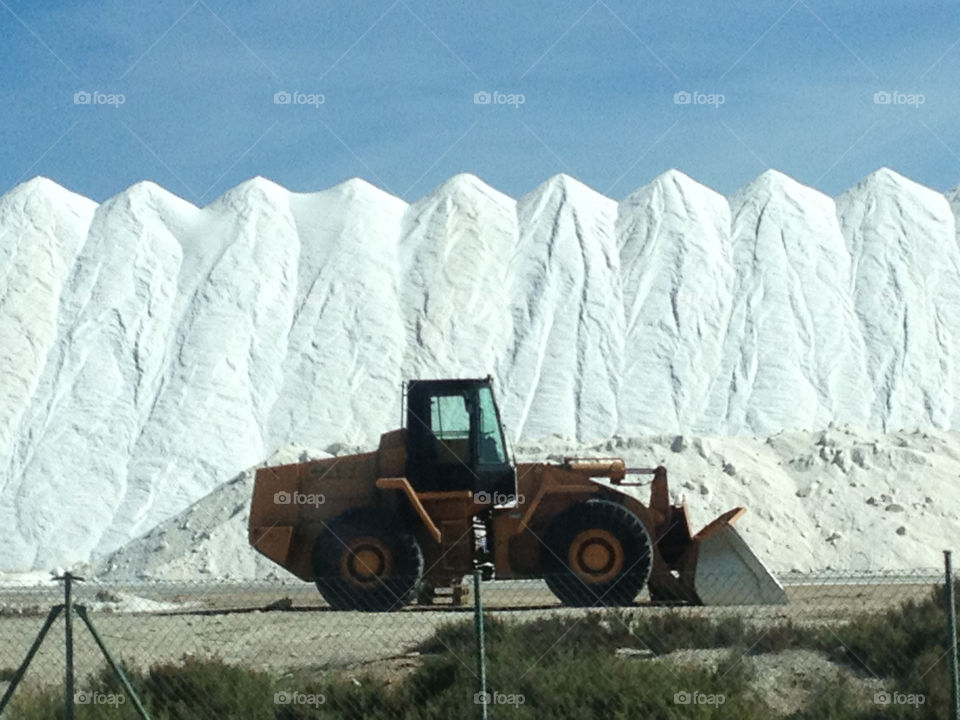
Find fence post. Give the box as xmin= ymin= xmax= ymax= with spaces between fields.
xmin=64 ymin=572 xmax=75 ymax=720
xmin=473 ymin=566 xmax=488 ymax=720
xmin=946 ymin=551 xmax=960 ymax=720
xmin=0 ymin=573 xmax=153 ymax=719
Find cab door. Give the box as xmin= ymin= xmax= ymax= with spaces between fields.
xmin=405 ymin=380 xmax=515 ymax=497
xmin=406 ymin=384 xmax=476 ymax=492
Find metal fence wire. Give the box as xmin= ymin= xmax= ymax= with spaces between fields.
xmin=0 ymin=563 xmax=957 ymax=720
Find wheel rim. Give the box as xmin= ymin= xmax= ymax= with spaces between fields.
xmin=340 ymin=536 xmax=393 ymax=588
xmin=568 ymin=529 xmax=624 ymax=584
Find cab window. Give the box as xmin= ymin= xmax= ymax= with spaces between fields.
xmin=477 ymin=387 xmax=507 ymax=464
xmin=430 ymin=394 xmax=471 ymax=464
xmin=430 ymin=394 xmax=470 ymax=439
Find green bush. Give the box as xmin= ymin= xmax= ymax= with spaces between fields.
xmin=139 ymin=657 xmax=276 ymax=720
xmin=784 ymin=676 xmax=872 ymax=720
xmin=819 ymin=584 xmax=955 ymax=720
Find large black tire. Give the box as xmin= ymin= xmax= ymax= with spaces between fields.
xmin=313 ymin=509 xmax=424 ymax=612
xmin=542 ymin=499 xmax=652 ymax=607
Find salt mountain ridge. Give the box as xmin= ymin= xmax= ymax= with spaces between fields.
xmin=1 ymin=168 xmax=959 ymax=570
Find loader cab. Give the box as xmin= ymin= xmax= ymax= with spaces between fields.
xmin=404 ymin=377 xmax=516 ymax=498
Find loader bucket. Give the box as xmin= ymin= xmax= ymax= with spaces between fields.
xmin=694 ymin=523 xmax=788 ymax=605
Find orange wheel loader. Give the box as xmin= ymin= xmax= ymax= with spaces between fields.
xmin=249 ymin=377 xmax=786 ymax=611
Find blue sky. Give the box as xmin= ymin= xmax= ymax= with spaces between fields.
xmin=1 ymin=0 xmax=959 ymax=203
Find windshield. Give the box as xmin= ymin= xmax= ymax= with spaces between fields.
xmin=477 ymin=386 xmax=507 ymax=465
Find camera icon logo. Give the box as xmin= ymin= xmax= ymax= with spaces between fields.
xmin=74 ymin=91 xmax=91 ymax=105
xmin=674 ymin=691 xmax=691 ymax=704
xmin=274 ymin=491 xmax=292 ymax=505
xmin=874 ymin=691 xmax=891 ymax=705
xmin=873 ymin=91 xmax=891 ymax=105
xmin=473 ymin=692 xmax=491 ymax=705
xmin=75 ymin=692 xmax=91 ymax=704
xmin=474 ymin=91 xmax=491 ymax=105
xmin=673 ymin=91 xmax=691 ymax=105
xmin=274 ymin=91 xmax=292 ymax=105
xmin=274 ymin=691 xmax=292 ymax=704
xmin=474 ymin=491 xmax=491 ymax=504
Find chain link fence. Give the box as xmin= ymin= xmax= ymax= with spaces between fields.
xmin=0 ymin=565 xmax=957 ymax=719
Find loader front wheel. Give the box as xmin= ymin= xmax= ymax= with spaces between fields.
xmin=313 ymin=510 xmax=424 ymax=612
xmin=543 ymin=499 xmax=652 ymax=607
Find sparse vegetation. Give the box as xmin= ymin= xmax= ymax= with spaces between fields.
xmin=4 ymin=585 xmax=956 ymax=719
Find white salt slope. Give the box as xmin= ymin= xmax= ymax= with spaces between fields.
xmin=0 ymin=179 xmax=96 ymax=465
xmin=267 ymin=178 xmax=408 ymax=449
xmin=499 ymin=175 xmax=622 ymax=442
xmin=837 ymin=168 xmax=960 ymax=430
xmin=399 ymin=174 xmax=517 ymax=385
xmin=0 ymin=179 xmax=97 ymax=567
xmin=3 ymin=170 xmax=960 ymax=570
xmin=74 ymin=180 xmax=286 ymax=560
xmin=616 ymin=170 xmax=733 ymax=434
xmin=120 ymin=178 xmax=300 ymax=544
xmin=4 ymin=179 xmax=301 ymax=568
xmin=705 ymin=171 xmax=870 ymax=434
xmin=92 ymin=429 xmax=960 ymax=580
xmin=3 ymin=181 xmax=189 ymax=568
xmin=945 ymin=182 xmax=960 ymax=425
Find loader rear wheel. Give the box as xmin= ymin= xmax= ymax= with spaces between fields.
xmin=313 ymin=510 xmax=424 ymax=612
xmin=543 ymin=499 xmax=652 ymax=607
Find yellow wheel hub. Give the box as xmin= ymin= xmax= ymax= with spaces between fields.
xmin=340 ymin=536 xmax=393 ymax=588
xmin=568 ymin=529 xmax=624 ymax=584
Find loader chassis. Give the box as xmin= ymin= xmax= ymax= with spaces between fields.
xmin=249 ymin=377 xmax=787 ymax=610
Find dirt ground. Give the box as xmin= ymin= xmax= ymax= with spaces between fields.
xmin=0 ymin=578 xmax=939 ymax=690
